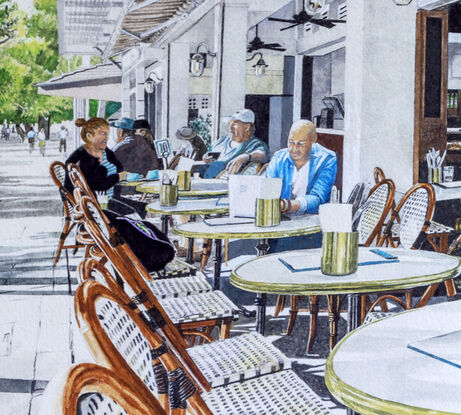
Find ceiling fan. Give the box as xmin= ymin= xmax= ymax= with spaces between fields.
xmin=247 ymin=24 xmax=286 ymax=53
xmin=268 ymin=0 xmax=346 ymax=31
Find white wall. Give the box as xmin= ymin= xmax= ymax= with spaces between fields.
xmin=343 ymin=0 xmax=417 ymax=195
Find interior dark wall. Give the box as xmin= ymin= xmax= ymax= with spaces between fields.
xmin=144 ymin=90 xmax=156 ymax=135
xmin=301 ymin=56 xmax=313 ymax=120
xmin=449 ymin=2 xmax=461 ymax=32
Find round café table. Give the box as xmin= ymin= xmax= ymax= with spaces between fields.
xmin=230 ymin=248 xmax=461 ymax=340
xmin=326 ymin=298 xmax=461 ymax=415
xmin=174 ymin=215 xmax=321 ymax=332
xmin=136 ymin=178 xmax=228 ymax=198
xmin=146 ymin=198 xmax=229 ymax=263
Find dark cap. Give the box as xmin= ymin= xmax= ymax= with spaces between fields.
xmin=133 ymin=119 xmax=151 ymax=130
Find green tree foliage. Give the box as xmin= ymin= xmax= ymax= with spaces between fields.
xmin=0 ymin=0 xmax=76 ymax=124
xmin=0 ymin=0 xmax=17 ymax=45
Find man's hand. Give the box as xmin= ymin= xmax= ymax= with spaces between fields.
xmin=226 ymin=153 xmax=250 ymax=174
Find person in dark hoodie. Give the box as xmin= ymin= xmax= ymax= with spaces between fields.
xmin=111 ymin=117 xmax=160 ymax=175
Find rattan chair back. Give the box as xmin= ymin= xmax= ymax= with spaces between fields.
xmin=79 ymin=196 xmax=211 ymax=391
xmin=356 ymin=179 xmax=395 ymax=246
xmin=67 ymin=163 xmax=97 ymax=202
xmin=379 ymin=183 xmax=435 ymax=249
xmin=257 ymin=162 xmax=269 ymax=176
xmin=39 ymin=363 xmax=165 ymax=415
xmin=216 ymin=161 xmax=262 ymax=179
xmin=75 ymin=280 xmax=211 ymax=414
xmin=373 ymin=167 xmax=386 ymax=184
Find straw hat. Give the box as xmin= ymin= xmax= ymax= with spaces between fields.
xmin=176 ymin=126 xmax=197 ymax=140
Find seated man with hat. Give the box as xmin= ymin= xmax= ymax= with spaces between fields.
xmin=176 ymin=126 xmax=208 ymax=161
xmin=111 ymin=117 xmax=160 ymax=175
xmin=202 ymin=109 xmax=268 ymax=178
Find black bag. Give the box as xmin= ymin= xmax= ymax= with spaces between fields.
xmin=104 ymin=210 xmax=175 ymax=272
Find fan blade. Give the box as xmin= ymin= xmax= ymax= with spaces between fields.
xmin=281 ymin=22 xmax=301 ymax=31
xmin=322 ymin=19 xmax=346 ymax=23
xmin=268 ymin=17 xmax=298 ymax=24
xmin=310 ymin=19 xmax=335 ymax=28
xmin=262 ymin=43 xmax=283 ymax=48
xmin=263 ymin=47 xmax=287 ymax=51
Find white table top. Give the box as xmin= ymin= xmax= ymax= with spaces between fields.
xmin=230 ymin=248 xmax=461 ymax=295
xmin=433 ymin=181 xmax=461 ymax=201
xmin=326 ymin=299 xmax=461 ymax=414
xmin=173 ymin=214 xmax=321 ymax=240
xmin=146 ymin=198 xmax=229 ymax=215
xmin=137 ymin=178 xmax=228 ymax=197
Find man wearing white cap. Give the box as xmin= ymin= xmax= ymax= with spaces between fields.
xmin=202 ymin=109 xmax=268 ymax=177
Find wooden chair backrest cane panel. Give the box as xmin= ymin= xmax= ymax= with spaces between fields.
xmin=39 ymin=363 xmax=165 ymax=415
xmin=379 ymin=183 xmax=435 ymax=249
xmin=79 ymin=196 xmax=211 ymax=393
xmin=75 ymin=280 xmax=212 ymax=415
xmin=357 ymin=179 xmax=396 ymax=246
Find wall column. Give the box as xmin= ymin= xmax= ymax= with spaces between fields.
xmin=211 ymin=2 xmax=248 ymax=141
xmin=343 ymin=0 xmax=417 ymax=196
xmin=167 ymin=41 xmax=190 ymax=149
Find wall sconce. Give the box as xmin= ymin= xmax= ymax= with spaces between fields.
xmin=392 ymin=0 xmax=412 ymax=5
xmin=144 ymin=71 xmax=162 ymax=94
xmin=190 ymin=42 xmax=216 ymax=77
xmin=247 ymin=52 xmax=268 ymax=78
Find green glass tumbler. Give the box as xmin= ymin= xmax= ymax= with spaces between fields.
xmin=160 ymin=184 xmax=178 ymax=206
xmin=321 ymin=232 xmax=359 ymax=276
xmin=255 ymin=198 xmax=281 ymax=227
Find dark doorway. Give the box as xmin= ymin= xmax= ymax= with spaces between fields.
xmin=144 ymin=89 xmax=156 ymax=135
xmin=301 ymin=56 xmax=313 ymax=120
xmin=245 ymin=95 xmax=270 ymax=144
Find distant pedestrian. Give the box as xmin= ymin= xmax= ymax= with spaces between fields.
xmin=38 ymin=128 xmax=46 ymax=156
xmin=58 ymin=125 xmax=68 ymax=153
xmin=27 ymin=127 xmax=35 ymax=153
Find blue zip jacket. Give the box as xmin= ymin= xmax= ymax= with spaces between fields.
xmin=265 ymin=143 xmax=337 ymax=214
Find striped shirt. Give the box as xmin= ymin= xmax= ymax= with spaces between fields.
xmin=101 ymin=150 xmax=117 ymax=197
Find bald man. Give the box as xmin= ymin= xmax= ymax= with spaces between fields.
xmin=266 ymin=120 xmax=337 ymax=214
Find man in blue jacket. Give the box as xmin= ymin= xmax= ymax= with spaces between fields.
xmin=266 ymin=119 xmax=337 ymax=251
xmin=266 ymin=119 xmax=337 ymax=215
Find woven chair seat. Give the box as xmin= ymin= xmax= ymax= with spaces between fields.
xmin=391 ymin=221 xmax=453 ymax=238
xmin=187 ymin=332 xmax=291 ymax=387
xmin=151 ymin=258 xmax=197 ymax=279
xmin=149 ymin=275 xmax=211 ymax=299
xmin=203 ymin=370 xmax=331 ymax=415
xmin=363 ymin=311 xmax=395 ymax=325
xmin=159 ymin=291 xmax=239 ymax=324
xmin=78 ymin=393 xmax=127 ymax=415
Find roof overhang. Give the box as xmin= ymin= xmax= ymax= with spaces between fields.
xmin=35 ymin=63 xmax=121 ymax=101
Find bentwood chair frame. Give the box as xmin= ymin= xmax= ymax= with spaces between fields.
xmin=79 ymin=258 xmax=301 ymax=396
xmin=276 ymin=178 xmax=396 ymax=352
xmin=39 ymin=363 xmax=166 ymax=415
xmin=79 ymin=196 xmax=239 ymax=342
xmin=50 ymin=161 xmax=89 ymax=266
xmin=76 ymin=279 xmax=332 ymax=415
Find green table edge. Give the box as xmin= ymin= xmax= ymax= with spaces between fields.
xmin=173 ymin=224 xmax=321 ymax=240
xmin=146 ymin=205 xmax=230 ymax=215
xmin=325 ymin=304 xmax=461 ymax=415
xmin=229 ymin=253 xmax=461 ymax=295
xmin=136 ymin=184 xmax=228 ymax=197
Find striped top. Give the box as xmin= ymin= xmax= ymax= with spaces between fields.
xmin=101 ymin=151 xmax=117 ymax=197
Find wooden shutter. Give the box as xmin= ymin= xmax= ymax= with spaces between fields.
xmin=414 ymin=9 xmax=448 ymax=183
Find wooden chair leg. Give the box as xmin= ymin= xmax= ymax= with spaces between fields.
xmin=200 ymin=239 xmax=213 ymax=271
xmin=274 ymin=295 xmax=286 ymax=317
xmin=405 ymin=290 xmax=413 ymax=309
xmin=53 ymin=234 xmax=66 ymax=266
xmin=306 ymin=295 xmax=319 ymax=353
xmin=327 ymin=295 xmax=340 ymax=351
xmin=360 ymin=295 xmax=368 ymax=324
xmin=445 ymin=279 xmax=456 ymax=297
xmin=415 ymin=284 xmax=440 ymax=308
xmin=286 ymin=296 xmax=299 ymax=335
xmin=219 ymin=319 xmax=231 ymax=340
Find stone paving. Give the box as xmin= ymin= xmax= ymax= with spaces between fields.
xmin=2 ymin=135 xmax=434 ymax=414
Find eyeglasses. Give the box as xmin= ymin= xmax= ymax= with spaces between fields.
xmin=287 ymin=140 xmax=308 ymax=148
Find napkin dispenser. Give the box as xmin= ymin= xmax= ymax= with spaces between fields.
xmin=319 ymin=203 xmax=358 ymax=276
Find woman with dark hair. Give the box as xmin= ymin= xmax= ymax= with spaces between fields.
xmin=64 ymin=117 xmax=128 ymax=196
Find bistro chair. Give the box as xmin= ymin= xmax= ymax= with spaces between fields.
xmin=79 ymin=259 xmax=297 ymax=392
xmin=75 ymin=279 xmax=332 ymax=415
xmin=362 ymin=183 xmax=437 ymax=322
xmin=279 ymin=179 xmax=396 ymax=352
xmin=49 ymin=161 xmax=91 ymax=266
xmin=79 ymin=195 xmax=240 ymax=340
xmin=39 ymin=363 xmax=165 ymax=415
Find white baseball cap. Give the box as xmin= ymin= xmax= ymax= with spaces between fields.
xmin=223 ymin=109 xmax=255 ymax=124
